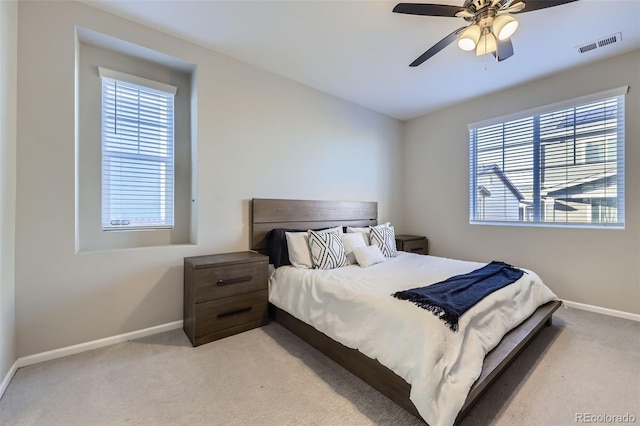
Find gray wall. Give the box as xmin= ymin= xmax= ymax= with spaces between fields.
xmin=16 ymin=1 xmax=404 ymax=357
xmin=0 ymin=0 xmax=18 ymax=384
xmin=403 ymin=49 xmax=640 ymax=314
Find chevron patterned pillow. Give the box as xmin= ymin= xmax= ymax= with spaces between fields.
xmin=308 ymin=230 xmax=347 ymax=270
xmin=370 ymin=225 xmax=397 ymax=258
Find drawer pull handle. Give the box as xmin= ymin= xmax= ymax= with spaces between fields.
xmin=410 ymin=247 xmax=423 ymax=252
xmin=217 ymin=307 xmax=252 ymax=318
xmin=216 ymin=276 xmax=252 ymax=286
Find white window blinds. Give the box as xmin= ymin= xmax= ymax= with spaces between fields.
xmin=99 ymin=68 xmax=177 ymax=231
xmin=469 ymin=87 xmax=626 ymax=228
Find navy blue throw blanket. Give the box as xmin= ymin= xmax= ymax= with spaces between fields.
xmin=392 ymin=261 xmax=524 ymax=332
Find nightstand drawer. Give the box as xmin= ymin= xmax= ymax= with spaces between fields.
xmin=184 ymin=251 xmax=269 ymax=346
xmin=195 ymin=290 xmax=268 ymax=338
xmin=194 ymin=260 xmax=268 ymax=303
xmin=402 ymin=239 xmax=427 ymax=254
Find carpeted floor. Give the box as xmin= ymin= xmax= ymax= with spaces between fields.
xmin=1 ymin=307 xmax=638 ymax=426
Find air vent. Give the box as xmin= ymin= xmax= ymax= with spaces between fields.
xmin=598 ymin=34 xmax=618 ymax=48
xmin=578 ymin=43 xmax=597 ymax=54
xmin=577 ymin=33 xmax=622 ymax=54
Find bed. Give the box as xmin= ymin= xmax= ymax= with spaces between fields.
xmin=251 ymin=198 xmax=561 ymax=425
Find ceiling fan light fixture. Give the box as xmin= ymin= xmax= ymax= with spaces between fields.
xmin=492 ymin=14 xmax=519 ymax=41
xmin=457 ymin=24 xmax=481 ymax=51
xmin=476 ymin=31 xmax=497 ymax=55
xmin=394 ymin=0 xmax=580 ymax=66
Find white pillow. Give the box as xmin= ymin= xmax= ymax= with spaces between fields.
xmin=370 ymin=224 xmax=397 ymax=258
xmin=286 ymin=232 xmax=313 ymax=268
xmin=340 ymin=232 xmax=367 ymax=265
xmin=308 ymin=230 xmax=347 ymax=270
xmin=286 ymin=226 xmax=343 ymax=268
xmin=353 ymin=244 xmax=386 ymax=268
xmin=346 ymin=222 xmax=389 ymax=246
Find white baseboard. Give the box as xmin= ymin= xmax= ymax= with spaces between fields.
xmin=0 ymin=360 xmax=18 ymax=400
xmin=563 ymin=300 xmax=640 ymax=322
xmin=17 ymin=320 xmax=183 ymax=368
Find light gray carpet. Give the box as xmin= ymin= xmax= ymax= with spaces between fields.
xmin=1 ymin=307 xmax=638 ymax=426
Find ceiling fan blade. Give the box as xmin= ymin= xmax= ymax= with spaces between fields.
xmin=514 ymin=0 xmax=579 ymax=13
xmin=409 ymin=26 xmax=466 ymax=67
xmin=499 ymin=1 xmax=526 ymax=14
xmin=492 ymin=39 xmax=514 ymax=62
xmin=393 ymin=3 xmax=464 ymax=17
xmin=455 ymin=8 xmax=475 ymax=18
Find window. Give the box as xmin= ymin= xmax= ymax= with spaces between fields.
xmin=469 ymin=86 xmax=626 ymax=228
xmin=99 ymin=68 xmax=177 ymax=231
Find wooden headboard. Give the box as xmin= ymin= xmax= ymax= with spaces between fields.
xmin=251 ymin=198 xmax=378 ymax=256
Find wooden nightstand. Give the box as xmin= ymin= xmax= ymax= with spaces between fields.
xmin=395 ymin=235 xmax=428 ymax=255
xmin=183 ymin=251 xmax=269 ymax=347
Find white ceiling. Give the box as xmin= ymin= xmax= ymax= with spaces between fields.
xmin=85 ymin=0 xmax=640 ymax=120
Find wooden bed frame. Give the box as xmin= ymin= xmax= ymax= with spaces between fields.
xmin=251 ymin=198 xmax=561 ymax=424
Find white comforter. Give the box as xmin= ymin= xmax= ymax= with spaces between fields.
xmin=268 ymin=252 xmax=557 ymax=426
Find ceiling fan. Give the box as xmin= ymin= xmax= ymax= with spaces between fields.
xmin=393 ymin=0 xmax=579 ymax=66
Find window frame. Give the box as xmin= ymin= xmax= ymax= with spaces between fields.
xmin=468 ymin=86 xmax=627 ymax=229
xmin=99 ymin=67 xmax=177 ymax=232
